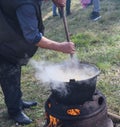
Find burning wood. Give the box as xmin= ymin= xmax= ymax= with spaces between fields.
xmin=108 ymin=112 xmax=120 ymax=123
xmin=48 ymin=115 xmax=60 ymax=127
xmin=67 ymin=109 xmax=80 ymax=116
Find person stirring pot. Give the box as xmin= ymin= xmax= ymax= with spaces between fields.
xmin=0 ymin=0 xmax=75 ymax=125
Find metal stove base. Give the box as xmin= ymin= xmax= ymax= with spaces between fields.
xmin=44 ymin=90 xmax=113 ymax=127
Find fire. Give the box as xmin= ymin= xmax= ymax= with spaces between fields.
xmin=67 ymin=109 xmax=80 ymax=116
xmin=48 ymin=115 xmax=60 ymax=127
xmin=46 ymin=103 xmax=60 ymax=127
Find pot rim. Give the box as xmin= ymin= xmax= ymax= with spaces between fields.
xmin=50 ymin=62 xmax=101 ymax=83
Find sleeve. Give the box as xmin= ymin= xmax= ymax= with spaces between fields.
xmin=16 ymin=4 xmax=42 ymax=44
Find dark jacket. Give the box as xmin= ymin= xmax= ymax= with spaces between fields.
xmin=0 ymin=0 xmax=44 ymax=65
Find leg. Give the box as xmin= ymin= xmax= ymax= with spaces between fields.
xmin=0 ymin=62 xmax=22 ymax=115
xmin=0 ymin=60 xmax=32 ymax=125
xmin=93 ymin=0 xmax=100 ymax=12
xmin=52 ymin=3 xmax=58 ymax=16
xmin=90 ymin=0 xmax=101 ymax=21
xmin=66 ymin=0 xmax=71 ymax=15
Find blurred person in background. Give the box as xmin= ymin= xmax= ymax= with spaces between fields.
xmin=52 ymin=0 xmax=71 ymax=18
xmin=81 ymin=0 xmax=101 ymax=21
xmin=52 ymin=3 xmax=59 ymax=16
xmin=66 ymin=0 xmax=71 ymax=16
xmin=90 ymin=0 xmax=101 ymax=21
xmin=0 ymin=0 xmax=75 ymax=125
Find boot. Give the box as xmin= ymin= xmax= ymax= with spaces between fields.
xmin=22 ymin=101 xmax=37 ymax=109
xmin=10 ymin=111 xmax=32 ymax=125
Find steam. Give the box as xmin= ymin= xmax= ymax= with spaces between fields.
xmin=29 ymin=59 xmax=69 ymax=96
xmin=29 ymin=57 xmax=99 ymax=96
xmin=29 ymin=57 xmax=80 ymax=95
xmin=30 ymin=57 xmax=81 ymax=81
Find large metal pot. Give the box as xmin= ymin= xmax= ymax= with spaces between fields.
xmin=50 ymin=62 xmax=100 ymax=105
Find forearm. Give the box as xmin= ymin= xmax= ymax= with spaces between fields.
xmin=35 ymin=36 xmax=75 ymax=54
xmin=36 ymin=36 xmax=61 ymax=52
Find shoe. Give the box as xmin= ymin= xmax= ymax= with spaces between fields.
xmin=22 ymin=101 xmax=37 ymax=109
xmin=53 ymin=14 xmax=58 ymax=17
xmin=90 ymin=11 xmax=101 ymax=21
xmin=10 ymin=112 xmax=32 ymax=125
xmin=66 ymin=12 xmax=72 ymax=16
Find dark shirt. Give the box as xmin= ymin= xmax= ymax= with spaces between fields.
xmin=16 ymin=4 xmax=43 ymax=44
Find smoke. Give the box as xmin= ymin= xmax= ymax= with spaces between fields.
xmin=29 ymin=59 xmax=69 ymax=96
xmin=29 ymin=56 xmax=99 ymax=96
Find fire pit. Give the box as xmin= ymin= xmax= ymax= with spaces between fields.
xmin=44 ymin=90 xmax=113 ymax=127
xmin=41 ymin=61 xmax=113 ymax=127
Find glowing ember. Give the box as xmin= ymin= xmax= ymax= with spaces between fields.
xmin=48 ymin=115 xmax=60 ymax=127
xmin=67 ymin=109 xmax=81 ymax=116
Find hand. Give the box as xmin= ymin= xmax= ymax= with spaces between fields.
xmin=52 ymin=0 xmax=66 ymax=7
xmin=59 ymin=42 xmax=75 ymax=54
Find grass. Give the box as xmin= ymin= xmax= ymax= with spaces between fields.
xmin=0 ymin=0 xmax=120 ymax=126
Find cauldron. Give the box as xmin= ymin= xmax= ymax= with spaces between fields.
xmin=50 ymin=62 xmax=100 ymax=105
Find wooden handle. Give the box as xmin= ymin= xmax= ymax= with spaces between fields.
xmin=108 ymin=112 xmax=120 ymax=123
xmin=61 ymin=7 xmax=73 ymax=58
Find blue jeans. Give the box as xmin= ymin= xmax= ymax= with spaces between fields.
xmin=58 ymin=0 xmax=71 ymax=17
xmin=66 ymin=0 xmax=71 ymax=15
xmin=52 ymin=4 xmax=58 ymax=16
xmin=93 ymin=0 xmax=100 ymax=12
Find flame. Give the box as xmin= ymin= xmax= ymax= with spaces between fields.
xmin=67 ymin=109 xmax=80 ymax=116
xmin=48 ymin=115 xmax=60 ymax=127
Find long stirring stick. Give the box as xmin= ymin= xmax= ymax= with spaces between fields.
xmin=61 ymin=7 xmax=73 ymax=58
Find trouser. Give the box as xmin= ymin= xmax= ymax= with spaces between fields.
xmin=58 ymin=0 xmax=71 ymax=17
xmin=93 ymin=0 xmax=100 ymax=12
xmin=0 ymin=58 xmax=22 ymax=116
xmin=66 ymin=0 xmax=71 ymax=15
xmin=52 ymin=3 xmax=58 ymax=15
